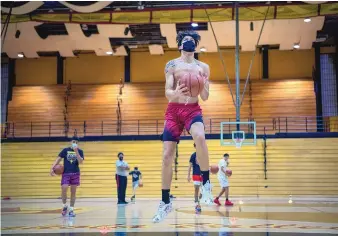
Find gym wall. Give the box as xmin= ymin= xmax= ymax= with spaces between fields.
xmin=15 ymin=57 xmax=57 ymax=85
xmin=64 ymin=54 xmax=124 ymax=84
xmin=14 ymin=49 xmax=314 ymax=85
xmin=131 ymin=51 xmax=180 ymax=83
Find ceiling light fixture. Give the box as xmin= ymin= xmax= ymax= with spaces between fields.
xmin=124 ymin=27 xmax=130 ymax=36
xmin=293 ymin=43 xmax=300 ymax=49
xmin=304 ymin=17 xmax=311 ymax=23
xmin=200 ymin=47 xmax=207 ymax=52
xmin=137 ymin=1 xmax=144 ymax=10
xmin=191 ymin=22 xmax=198 ymax=27
xmin=81 ymin=24 xmax=88 ymax=31
xmin=17 ymin=53 xmax=24 ymax=58
xmin=106 ymin=51 xmax=113 ymax=55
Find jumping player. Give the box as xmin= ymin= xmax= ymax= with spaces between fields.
xmin=214 ymin=153 xmax=234 ymax=206
xmin=153 ymin=30 xmax=213 ymax=223
xmin=50 ymin=136 xmax=84 ymax=217
xmin=187 ymin=143 xmax=203 ymax=213
xmin=129 ymin=167 xmax=142 ymax=202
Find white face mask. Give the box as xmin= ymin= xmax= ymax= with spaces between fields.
xmin=72 ymin=143 xmax=78 ymax=148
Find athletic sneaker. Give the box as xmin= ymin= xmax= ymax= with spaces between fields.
xmin=200 ymin=181 xmax=214 ymax=205
xmin=152 ymin=201 xmax=172 ymax=223
xmin=68 ymin=210 xmax=76 ymax=217
xmin=117 ymin=201 xmax=128 ymax=205
xmin=225 ymin=200 xmax=234 ymax=206
xmin=213 ymin=198 xmax=221 ymax=206
xmin=61 ymin=206 xmax=68 ymax=216
xmin=195 ymin=203 xmax=202 ymax=213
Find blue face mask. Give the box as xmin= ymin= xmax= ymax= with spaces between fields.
xmin=182 ymin=40 xmax=196 ymax=52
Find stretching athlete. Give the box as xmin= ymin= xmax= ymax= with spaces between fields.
xmin=153 ymin=30 xmax=213 ymax=223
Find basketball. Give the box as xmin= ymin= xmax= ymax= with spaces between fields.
xmin=53 ymin=164 xmax=64 ymax=175
xmin=138 ymin=181 xmax=143 ymax=187
xmin=210 ymin=165 xmax=219 ymax=174
xmin=179 ymin=73 xmax=204 ymax=97
xmin=226 ymin=169 xmax=232 ymax=177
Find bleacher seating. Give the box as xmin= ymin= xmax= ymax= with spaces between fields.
xmin=252 ymin=79 xmax=317 ymax=133
xmin=6 ymin=85 xmax=66 ymax=137
xmin=2 ymin=139 xmax=338 ymax=198
xmin=265 ymin=138 xmax=338 ymax=195
xmin=66 ymin=84 xmax=120 ymax=136
xmin=4 ymin=79 xmax=316 ymax=137
xmin=119 ymin=82 xmax=250 ymax=135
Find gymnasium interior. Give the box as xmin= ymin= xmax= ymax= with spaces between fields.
xmin=1 ymin=1 xmax=338 ymax=235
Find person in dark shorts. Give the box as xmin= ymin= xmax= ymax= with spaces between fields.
xmin=187 ymin=143 xmax=203 ymax=213
xmin=50 ymin=136 xmax=84 ymax=217
xmin=129 ymin=167 xmax=142 ymax=202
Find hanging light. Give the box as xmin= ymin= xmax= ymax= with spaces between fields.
xmin=200 ymin=47 xmax=207 ymax=52
xmin=250 ymin=22 xmax=254 ymax=31
xmin=293 ymin=43 xmax=300 ymax=49
xmin=137 ymin=1 xmax=144 ymax=10
xmin=304 ymin=18 xmax=311 ymax=23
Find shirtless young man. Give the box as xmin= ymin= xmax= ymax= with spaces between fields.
xmin=153 ymin=30 xmax=213 ymax=223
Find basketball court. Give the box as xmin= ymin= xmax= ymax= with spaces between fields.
xmin=2 ymin=197 xmax=338 ymax=235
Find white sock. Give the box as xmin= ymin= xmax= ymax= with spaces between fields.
xmin=69 ymin=207 xmax=74 ymax=211
xmin=63 ymin=204 xmax=67 ymax=208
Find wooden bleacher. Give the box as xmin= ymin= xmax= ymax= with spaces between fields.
xmin=264 ymin=138 xmax=338 ymax=195
xmin=251 ymin=79 xmax=317 ymax=133
xmin=6 ymin=86 xmax=66 ymax=137
xmin=5 ymin=79 xmax=316 ymax=137
xmin=65 ymin=82 xmax=251 ymax=136
xmin=66 ymin=84 xmax=120 ymax=136
xmin=65 ymin=80 xmax=315 ymax=136
xmin=2 ymin=139 xmax=338 ymax=198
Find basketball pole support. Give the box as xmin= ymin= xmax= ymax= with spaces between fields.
xmin=235 ymin=3 xmax=240 ymax=132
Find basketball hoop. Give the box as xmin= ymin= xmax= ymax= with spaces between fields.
xmin=234 ymin=138 xmax=243 ymax=148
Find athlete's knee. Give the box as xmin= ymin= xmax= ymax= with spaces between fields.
xmin=194 ymin=131 xmax=206 ymax=144
xmin=163 ymin=153 xmax=174 ymax=168
xmin=61 ymin=185 xmax=68 ymax=193
xmin=70 ymin=186 xmax=77 ymax=194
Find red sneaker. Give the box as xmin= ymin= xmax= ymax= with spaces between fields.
xmin=214 ymin=198 xmax=221 ymax=206
xmin=225 ymin=200 xmax=234 ymax=206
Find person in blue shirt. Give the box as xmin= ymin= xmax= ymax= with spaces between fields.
xmin=50 ymin=136 xmax=84 ymax=217
xmin=129 ymin=167 xmax=142 ymax=202
xmin=187 ymin=143 xmax=202 ymax=213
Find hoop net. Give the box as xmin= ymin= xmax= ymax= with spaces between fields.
xmin=234 ymin=138 xmax=243 ymax=148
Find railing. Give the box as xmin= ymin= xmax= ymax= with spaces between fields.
xmin=2 ymin=116 xmax=337 ymax=138
xmin=63 ymin=80 xmax=72 ymax=136
xmin=116 ymin=78 xmax=124 ymax=135
xmin=263 ymin=127 xmax=267 ymax=180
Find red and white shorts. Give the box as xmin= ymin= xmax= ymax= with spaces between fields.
xmin=192 ymin=175 xmax=203 ymax=186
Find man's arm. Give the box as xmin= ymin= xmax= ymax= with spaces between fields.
xmin=50 ymin=157 xmax=62 ymax=176
xmin=199 ymin=63 xmax=210 ymax=101
xmin=221 ymin=166 xmax=227 ymax=174
xmin=74 ymin=148 xmax=84 ymax=164
xmin=187 ymin=163 xmax=192 ymax=182
xmin=165 ymin=60 xmax=189 ymax=101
